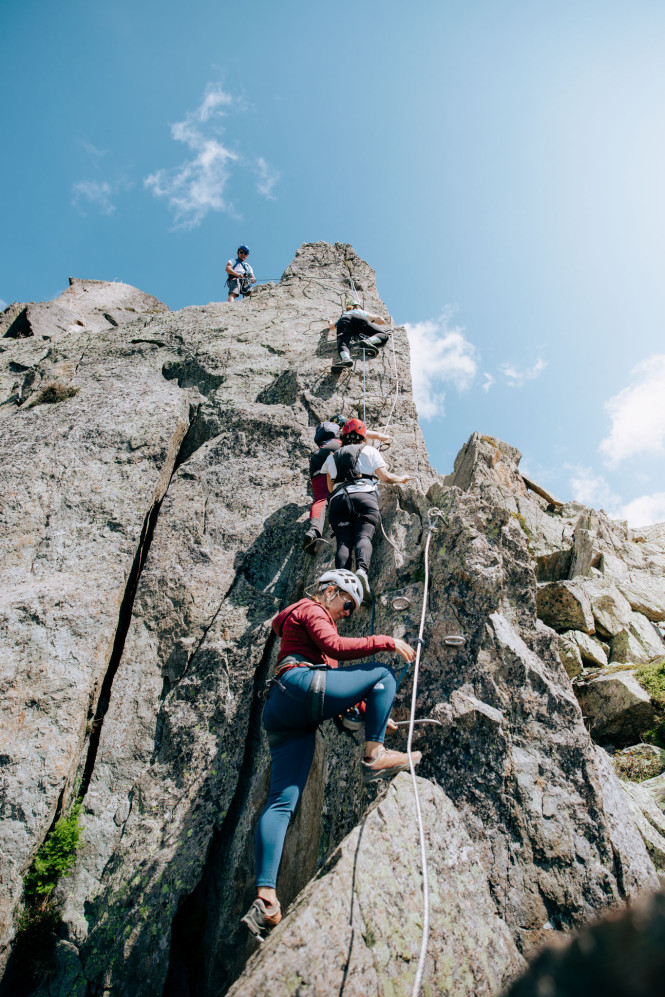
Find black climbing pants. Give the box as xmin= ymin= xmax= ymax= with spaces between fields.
xmin=336 ymin=319 xmax=389 ymax=356
xmin=328 ymin=489 xmax=380 ymax=572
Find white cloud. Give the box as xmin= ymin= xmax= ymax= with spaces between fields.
xmin=145 ymin=85 xmax=243 ymax=229
xmin=599 ymin=354 xmax=665 ymax=468
xmin=405 ymin=315 xmax=478 ymax=419
xmin=255 ymin=156 xmax=279 ymax=199
xmin=499 ymin=357 xmax=547 ymax=387
xmin=567 ymin=465 xmax=621 ymax=514
xmin=0 ymin=298 xmax=7 ymax=311
xmin=617 ymin=492 xmax=665 ymax=527
xmin=145 ymin=84 xmax=279 ymax=227
xmin=71 ymin=180 xmax=119 ymax=215
xmin=482 ymin=372 xmax=495 ymax=392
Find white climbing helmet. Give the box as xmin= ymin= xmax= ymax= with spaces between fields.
xmin=317 ymin=569 xmax=364 ymax=612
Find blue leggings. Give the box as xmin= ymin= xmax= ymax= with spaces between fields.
xmin=256 ymin=662 xmax=396 ymax=888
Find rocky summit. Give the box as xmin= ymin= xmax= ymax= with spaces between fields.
xmin=1 ymin=243 xmax=664 ymax=997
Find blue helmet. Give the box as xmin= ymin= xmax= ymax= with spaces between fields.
xmin=238 ymin=244 xmax=250 ymax=255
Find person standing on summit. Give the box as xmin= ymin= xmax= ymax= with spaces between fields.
xmin=328 ymin=300 xmax=390 ymax=369
xmin=226 ymin=244 xmax=256 ymax=302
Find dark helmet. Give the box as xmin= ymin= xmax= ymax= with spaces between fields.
xmin=330 ymin=414 xmax=345 ymax=426
xmin=238 ymin=244 xmax=250 ymax=254
xmin=341 ymin=418 xmax=366 ymax=439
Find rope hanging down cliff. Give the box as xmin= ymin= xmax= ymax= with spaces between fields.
xmin=397 ymin=506 xmax=465 ymax=997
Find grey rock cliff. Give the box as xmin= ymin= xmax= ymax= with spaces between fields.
xmin=0 ymin=244 xmax=662 ymax=997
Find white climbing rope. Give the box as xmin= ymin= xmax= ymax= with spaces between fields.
xmin=405 ymin=506 xmax=445 ymax=997
xmin=362 ymin=349 xmax=367 ymax=424
xmin=381 ymin=326 xmax=400 ymax=435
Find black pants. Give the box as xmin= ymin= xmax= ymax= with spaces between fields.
xmin=336 ymin=320 xmax=389 ymax=356
xmin=328 ymin=489 xmax=380 ymax=572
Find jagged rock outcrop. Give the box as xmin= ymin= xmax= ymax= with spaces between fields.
xmin=0 ymin=245 xmax=663 ymax=997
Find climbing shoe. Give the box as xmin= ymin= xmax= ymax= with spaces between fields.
xmin=361 ymin=747 xmax=421 ymax=784
xmin=303 ymin=528 xmax=320 ymax=553
xmin=357 ymin=336 xmax=379 ymax=358
xmin=356 ymin=567 xmax=372 ymax=604
xmin=241 ymin=897 xmax=282 ymax=941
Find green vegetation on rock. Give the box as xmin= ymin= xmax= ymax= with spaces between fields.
xmin=14 ymin=801 xmax=83 ymax=979
xmin=23 ymin=801 xmax=82 ymax=898
xmin=636 ymin=660 xmax=665 ymax=747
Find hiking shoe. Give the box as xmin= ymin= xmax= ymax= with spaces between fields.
xmin=241 ymin=897 xmax=282 ymax=941
xmin=356 ymin=567 xmax=372 ymax=604
xmin=361 ymin=747 xmax=422 ymax=784
xmin=303 ymin=528 xmax=320 ymax=553
xmin=332 ymin=355 xmax=353 ymax=371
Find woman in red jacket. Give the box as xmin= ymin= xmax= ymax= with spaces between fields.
xmin=241 ymin=568 xmax=419 ymax=940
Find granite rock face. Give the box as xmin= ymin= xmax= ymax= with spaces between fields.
xmin=227 ymin=774 xmax=525 ymax=997
xmin=0 ymin=247 xmax=662 ymax=997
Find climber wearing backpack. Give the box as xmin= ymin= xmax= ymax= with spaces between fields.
xmin=304 ymin=416 xmax=393 ymax=552
xmin=328 ymin=300 xmax=391 ymax=370
xmin=240 ymin=568 xmax=419 ymax=941
xmin=322 ymin=419 xmax=410 ymax=601
xmin=226 ymin=244 xmax=256 ymax=301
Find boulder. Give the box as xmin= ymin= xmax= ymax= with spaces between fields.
xmin=601 ymin=551 xmax=665 ymax=623
xmin=536 ymin=580 xmax=595 ymax=634
xmin=576 ymin=670 xmax=656 ymax=745
xmin=611 ymin=613 xmax=665 ymax=664
xmin=622 ymin=780 xmax=665 ymax=873
xmin=540 ymin=626 xmax=583 ymax=679
xmin=587 ymin=582 xmax=633 ymax=638
xmin=641 ymin=772 xmax=665 ymax=813
xmin=561 ymin=629 xmax=608 ymax=668
xmin=628 ymin=612 xmax=665 ymax=660
xmin=226 ymin=774 xmax=525 ymax=997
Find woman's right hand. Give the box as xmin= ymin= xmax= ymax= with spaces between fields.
xmin=393 ymin=639 xmax=416 ymax=662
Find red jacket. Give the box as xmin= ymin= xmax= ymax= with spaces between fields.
xmin=272 ymin=598 xmax=396 ymax=668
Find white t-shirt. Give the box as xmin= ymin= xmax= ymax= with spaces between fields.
xmin=322 ymin=444 xmax=387 ymax=494
xmin=227 ymin=259 xmax=255 ymax=279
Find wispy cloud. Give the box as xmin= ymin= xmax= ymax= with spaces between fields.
xmin=144 ymin=84 xmax=279 ymax=228
xmin=618 ymin=492 xmax=665 ymax=528
xmin=599 ymin=354 xmax=665 ymax=468
xmin=255 ymin=156 xmax=279 ymax=199
xmin=567 ymin=464 xmax=621 ymax=514
xmin=498 ymin=357 xmax=547 ymax=387
xmin=78 ymin=138 xmax=107 ymax=159
xmin=482 ymin=372 xmax=495 ymax=392
xmin=71 ymin=180 xmax=125 ymax=215
xmin=405 ymin=313 xmax=478 ymax=419
xmin=0 ymin=298 xmax=7 ymax=311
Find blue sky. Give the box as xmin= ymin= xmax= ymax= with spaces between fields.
xmin=2 ymin=0 xmax=664 ymax=525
